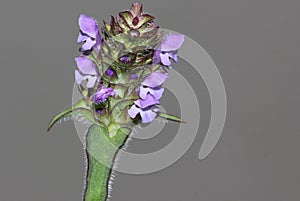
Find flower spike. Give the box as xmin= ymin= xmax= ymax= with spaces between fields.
xmin=48 ymin=3 xmax=185 ymax=201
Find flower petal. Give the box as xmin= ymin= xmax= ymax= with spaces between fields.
xmin=160 ymin=34 xmax=185 ymax=52
xmin=78 ymin=14 xmax=98 ymax=38
xmin=80 ymin=37 xmax=97 ymax=51
xmin=140 ymin=109 xmax=157 ymax=123
xmin=93 ymin=34 xmax=101 ymax=54
xmin=140 ymin=86 xmax=165 ymax=100
xmin=169 ymin=52 xmax=178 ymax=62
xmin=86 ymin=75 xmax=98 ymax=88
xmin=160 ymin=53 xmax=171 ymax=66
xmin=91 ymin=86 xmax=115 ymax=103
xmin=142 ymin=72 xmax=168 ymax=87
xmin=134 ymin=94 xmax=160 ymax=109
xmin=128 ymin=105 xmax=141 ymax=118
xmin=105 ymin=69 xmax=114 ymax=77
xmin=150 ymin=87 xmax=164 ymax=100
xmin=77 ymin=32 xmax=88 ymax=43
xmin=152 ymin=107 xmax=159 ymax=112
xmin=75 ymin=57 xmax=97 ymax=75
xmin=152 ymin=49 xmax=161 ymax=64
xmin=75 ymin=70 xmax=87 ymax=85
xmin=139 ymin=86 xmax=150 ymax=99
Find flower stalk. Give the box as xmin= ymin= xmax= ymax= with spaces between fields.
xmin=84 ymin=125 xmax=130 ymax=201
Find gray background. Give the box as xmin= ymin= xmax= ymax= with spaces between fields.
xmin=1 ymin=0 xmax=299 ymax=201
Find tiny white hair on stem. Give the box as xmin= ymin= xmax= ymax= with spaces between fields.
xmin=107 ymin=135 xmax=132 ymax=200
xmin=82 ymin=136 xmax=88 ymax=201
xmin=107 ymin=170 xmax=116 ymax=201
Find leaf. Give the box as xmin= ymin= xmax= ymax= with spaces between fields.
xmin=47 ymin=100 xmax=96 ymax=131
xmin=157 ymin=112 xmax=186 ymax=123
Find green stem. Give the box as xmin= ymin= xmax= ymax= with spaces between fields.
xmin=83 ymin=125 xmax=130 ymax=201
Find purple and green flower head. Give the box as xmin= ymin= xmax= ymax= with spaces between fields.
xmin=48 ymin=3 xmax=185 ymax=201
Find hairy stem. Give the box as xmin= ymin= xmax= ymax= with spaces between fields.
xmin=83 ymin=125 xmax=130 ymax=201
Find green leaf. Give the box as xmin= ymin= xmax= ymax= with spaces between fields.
xmin=157 ymin=112 xmax=186 ymax=123
xmin=47 ymin=100 xmax=96 ymax=131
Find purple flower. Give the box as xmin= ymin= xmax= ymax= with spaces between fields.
xmin=105 ymin=69 xmax=114 ymax=77
xmin=75 ymin=57 xmax=99 ymax=88
xmin=160 ymin=52 xmax=178 ymax=66
xmin=91 ymin=85 xmax=115 ymax=104
xmin=128 ymin=94 xmax=159 ymax=123
xmin=120 ymin=55 xmax=128 ymax=63
xmin=134 ymin=94 xmax=160 ymax=108
xmin=128 ymin=105 xmax=158 ymax=123
xmin=77 ymin=14 xmax=101 ymax=54
xmin=139 ymin=72 xmax=168 ymax=100
xmin=96 ymin=109 xmax=103 ymax=115
xmin=154 ymin=34 xmax=184 ymax=66
xmin=128 ymin=72 xmax=168 ymax=123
